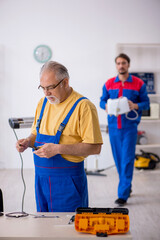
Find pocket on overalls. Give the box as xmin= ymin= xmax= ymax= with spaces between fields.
xmin=49 ymin=175 xmax=83 ymax=211
xmin=71 ymin=174 xmax=85 ymax=198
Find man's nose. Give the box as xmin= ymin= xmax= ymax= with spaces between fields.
xmin=44 ymin=89 xmax=51 ymax=95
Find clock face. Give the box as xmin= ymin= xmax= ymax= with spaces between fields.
xmin=34 ymin=45 xmax=52 ymax=63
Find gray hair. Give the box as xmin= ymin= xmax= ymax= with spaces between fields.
xmin=40 ymin=61 xmax=70 ymax=81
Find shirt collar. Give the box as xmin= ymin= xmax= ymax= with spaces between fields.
xmin=115 ymin=74 xmax=132 ymax=83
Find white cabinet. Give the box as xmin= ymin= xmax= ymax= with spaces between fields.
xmin=116 ymin=43 xmax=160 ymax=156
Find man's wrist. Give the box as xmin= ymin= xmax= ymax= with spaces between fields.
xmin=56 ymin=143 xmax=61 ymax=155
xmin=25 ymin=138 xmax=31 ymax=147
xmin=134 ymin=103 xmax=139 ymax=110
xmin=105 ymin=104 xmax=108 ymax=112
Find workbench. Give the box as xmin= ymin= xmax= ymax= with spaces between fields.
xmin=0 ymin=212 xmax=132 ymax=239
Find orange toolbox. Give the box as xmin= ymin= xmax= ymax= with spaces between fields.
xmin=75 ymin=207 xmax=129 ymax=237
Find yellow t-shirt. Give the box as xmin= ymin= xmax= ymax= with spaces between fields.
xmin=31 ymin=89 xmax=103 ymax=162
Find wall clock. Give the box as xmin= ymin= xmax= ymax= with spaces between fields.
xmin=33 ymin=45 xmax=52 ymax=63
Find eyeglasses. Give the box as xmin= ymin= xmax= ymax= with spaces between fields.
xmin=38 ymin=78 xmax=65 ymax=91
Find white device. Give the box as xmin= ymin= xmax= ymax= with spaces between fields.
xmin=107 ymin=97 xmax=138 ymax=120
xmin=107 ymin=97 xmax=130 ymax=116
xmin=141 ymin=103 xmax=159 ymax=120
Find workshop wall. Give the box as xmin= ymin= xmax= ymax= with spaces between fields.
xmin=0 ymin=0 xmax=160 ymax=168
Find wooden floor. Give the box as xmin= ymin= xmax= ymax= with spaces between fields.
xmin=0 ymin=164 xmax=160 ymax=240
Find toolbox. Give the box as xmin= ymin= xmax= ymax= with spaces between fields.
xmin=75 ymin=207 xmax=129 ymax=236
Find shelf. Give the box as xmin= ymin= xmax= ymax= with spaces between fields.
xmin=141 ymin=119 xmax=160 ymax=123
xmin=129 ymin=69 xmax=160 ymax=73
xmin=116 ymin=43 xmax=160 ymax=154
xmin=136 ymin=144 xmax=160 ymax=149
xmin=148 ymin=94 xmax=160 ymax=97
xmin=117 ymin=43 xmax=160 ymax=47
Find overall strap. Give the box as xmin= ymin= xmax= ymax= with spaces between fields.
xmin=55 ymin=97 xmax=87 ymax=143
xmin=36 ymin=97 xmax=48 ymax=133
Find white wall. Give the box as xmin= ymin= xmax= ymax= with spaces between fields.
xmin=0 ymin=0 xmax=160 ymax=168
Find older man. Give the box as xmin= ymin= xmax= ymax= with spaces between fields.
xmin=16 ymin=61 xmax=103 ymax=212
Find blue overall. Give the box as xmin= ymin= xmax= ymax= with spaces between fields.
xmin=109 ymin=126 xmax=137 ymax=200
xmin=33 ymin=97 xmax=88 ymax=212
xmin=100 ymin=75 xmax=150 ymax=201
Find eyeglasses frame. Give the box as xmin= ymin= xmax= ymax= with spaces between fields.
xmin=38 ymin=78 xmax=65 ymax=92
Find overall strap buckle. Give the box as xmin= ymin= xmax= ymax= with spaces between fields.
xmin=58 ymin=123 xmax=66 ymax=133
xmin=36 ymin=119 xmax=41 ymax=129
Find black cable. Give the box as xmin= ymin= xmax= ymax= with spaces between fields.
xmin=5 ymin=129 xmax=28 ymax=218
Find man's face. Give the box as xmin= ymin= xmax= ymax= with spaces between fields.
xmin=40 ymin=70 xmax=66 ymax=104
xmin=116 ymin=57 xmax=130 ymax=75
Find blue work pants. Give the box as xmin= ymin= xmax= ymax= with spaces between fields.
xmin=109 ymin=126 xmax=137 ymax=200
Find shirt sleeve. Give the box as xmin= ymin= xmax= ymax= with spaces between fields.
xmin=79 ymin=100 xmax=103 ymax=144
xmin=100 ymin=84 xmax=109 ymax=110
xmin=137 ymin=83 xmax=150 ymax=111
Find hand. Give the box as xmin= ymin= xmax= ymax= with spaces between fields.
xmin=16 ymin=138 xmax=30 ymax=152
xmin=128 ymin=100 xmax=138 ymax=110
xmin=33 ymin=143 xmax=59 ymax=158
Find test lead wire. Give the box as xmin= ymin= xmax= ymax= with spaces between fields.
xmin=13 ymin=128 xmax=27 ymax=213
xmin=5 ymin=129 xmax=28 ymax=218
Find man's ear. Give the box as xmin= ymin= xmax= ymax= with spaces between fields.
xmin=63 ymin=78 xmax=69 ymax=88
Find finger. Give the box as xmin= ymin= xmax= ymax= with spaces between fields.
xmin=17 ymin=146 xmax=24 ymax=152
xmin=17 ymin=142 xmax=26 ymax=150
xmin=33 ymin=151 xmax=47 ymax=158
xmin=33 ymin=148 xmax=44 ymax=156
xmin=19 ymin=143 xmax=25 ymax=148
xmin=20 ymin=141 xmax=28 ymax=147
xmin=34 ymin=147 xmax=43 ymax=154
